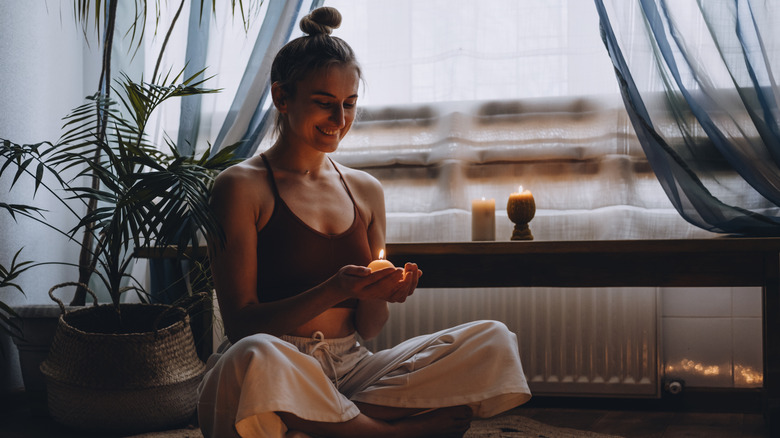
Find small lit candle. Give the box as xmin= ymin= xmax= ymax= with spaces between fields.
xmin=508 ymin=186 xmax=534 ymax=203
xmin=367 ymin=249 xmax=395 ymax=272
xmin=507 ymin=185 xmax=536 ymax=240
xmin=471 ymin=197 xmax=496 ymax=241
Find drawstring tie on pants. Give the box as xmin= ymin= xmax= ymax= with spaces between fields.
xmin=309 ymin=331 xmax=342 ymax=389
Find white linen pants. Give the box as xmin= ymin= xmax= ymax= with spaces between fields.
xmin=197 ymin=320 xmax=532 ymax=437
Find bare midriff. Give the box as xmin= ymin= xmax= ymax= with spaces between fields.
xmin=287 ymin=307 xmax=356 ymax=339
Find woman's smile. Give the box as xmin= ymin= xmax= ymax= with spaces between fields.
xmin=317 ymin=126 xmax=340 ymax=136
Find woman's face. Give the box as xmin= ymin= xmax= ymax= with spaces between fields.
xmin=277 ymin=63 xmax=360 ymax=154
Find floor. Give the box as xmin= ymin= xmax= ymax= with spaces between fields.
xmin=0 ymin=391 xmax=771 ymax=437
xmin=518 ymin=407 xmax=769 ymax=438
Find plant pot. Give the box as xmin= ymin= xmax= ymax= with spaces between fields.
xmin=40 ymin=303 xmax=206 ymax=434
xmin=10 ymin=304 xmax=78 ymax=417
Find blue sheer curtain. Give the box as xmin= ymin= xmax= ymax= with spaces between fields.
xmin=176 ymin=2 xmax=212 ymax=157
xmin=210 ymin=0 xmax=325 ymax=157
xmin=595 ymin=0 xmax=780 ymax=236
xmin=150 ymin=1 xmax=215 ymax=305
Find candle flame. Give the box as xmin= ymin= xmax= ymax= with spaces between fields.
xmin=481 ymin=197 xmax=486 ymax=201
xmin=378 ymin=249 xmax=385 ymax=260
xmin=518 ymin=185 xmax=523 ymax=193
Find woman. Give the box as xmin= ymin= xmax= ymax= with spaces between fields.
xmin=197 ymin=7 xmax=531 ymax=438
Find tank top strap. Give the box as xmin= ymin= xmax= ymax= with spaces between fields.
xmin=259 ymin=153 xmax=281 ymax=200
xmin=328 ymin=157 xmax=359 ymax=208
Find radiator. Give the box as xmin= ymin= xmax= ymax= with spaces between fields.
xmin=363 ymin=287 xmax=660 ymax=397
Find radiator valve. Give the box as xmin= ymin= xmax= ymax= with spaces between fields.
xmin=664 ymin=379 xmax=684 ymax=395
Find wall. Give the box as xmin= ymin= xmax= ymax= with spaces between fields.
xmin=0 ymin=0 xmax=99 ymax=393
xmin=663 ymin=287 xmax=763 ymax=389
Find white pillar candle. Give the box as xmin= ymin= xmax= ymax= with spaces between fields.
xmin=471 ymin=197 xmax=496 ymax=241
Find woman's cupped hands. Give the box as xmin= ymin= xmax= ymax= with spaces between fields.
xmin=333 ymin=263 xmax=422 ymax=303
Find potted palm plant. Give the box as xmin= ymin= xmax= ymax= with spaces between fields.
xmin=0 ymin=1 xmax=252 ymax=433
xmin=1 ymin=68 xmax=239 ymax=434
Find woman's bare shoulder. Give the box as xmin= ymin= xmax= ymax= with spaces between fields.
xmin=334 ymin=162 xmax=385 ymax=227
xmin=216 ymin=156 xmax=266 ymax=182
xmin=335 ymin=163 xmax=383 ymax=194
xmin=210 ymin=156 xmax=271 ymax=213
xmin=213 ymin=157 xmax=266 ymax=193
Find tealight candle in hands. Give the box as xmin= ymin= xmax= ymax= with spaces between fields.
xmin=367 ymin=249 xmax=395 ymax=272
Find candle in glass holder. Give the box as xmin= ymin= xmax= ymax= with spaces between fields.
xmin=471 ymin=197 xmax=496 ymax=241
xmin=507 ymin=186 xmax=535 ymax=240
xmin=367 ymin=249 xmax=395 ymax=272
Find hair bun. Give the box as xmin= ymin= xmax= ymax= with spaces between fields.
xmin=300 ymin=6 xmax=342 ymax=36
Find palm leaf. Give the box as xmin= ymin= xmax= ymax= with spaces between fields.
xmin=0 ymin=203 xmax=46 ymax=221
xmin=0 ymin=249 xmax=37 ymax=296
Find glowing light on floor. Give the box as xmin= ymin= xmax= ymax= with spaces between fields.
xmin=735 ymin=364 xmax=763 ymax=385
xmin=665 ymin=359 xmax=763 ymax=385
xmin=665 ymin=359 xmax=720 ymax=376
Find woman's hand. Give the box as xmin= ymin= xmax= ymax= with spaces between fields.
xmin=387 ymin=262 xmax=422 ymax=303
xmin=331 ymin=263 xmax=422 ymax=303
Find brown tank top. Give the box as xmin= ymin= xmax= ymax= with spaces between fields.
xmin=256 ymin=154 xmax=371 ymax=308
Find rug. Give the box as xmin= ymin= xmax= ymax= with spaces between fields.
xmin=127 ymin=426 xmax=203 ymax=438
xmin=126 ymin=415 xmax=624 ymax=438
xmin=465 ymin=414 xmax=624 ymax=438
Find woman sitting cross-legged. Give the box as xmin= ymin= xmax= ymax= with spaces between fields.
xmin=197 ymin=7 xmax=532 ymax=438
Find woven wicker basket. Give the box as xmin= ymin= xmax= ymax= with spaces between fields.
xmin=40 ymin=299 xmax=206 ymax=434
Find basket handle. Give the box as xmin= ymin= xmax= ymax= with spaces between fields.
xmin=152 ymin=291 xmax=209 ymax=332
xmin=48 ymin=282 xmax=99 ymax=314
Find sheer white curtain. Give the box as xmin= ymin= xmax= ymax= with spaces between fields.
xmin=302 ymin=0 xmax=711 ymax=242
xmin=332 ymin=0 xmax=615 ymax=104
